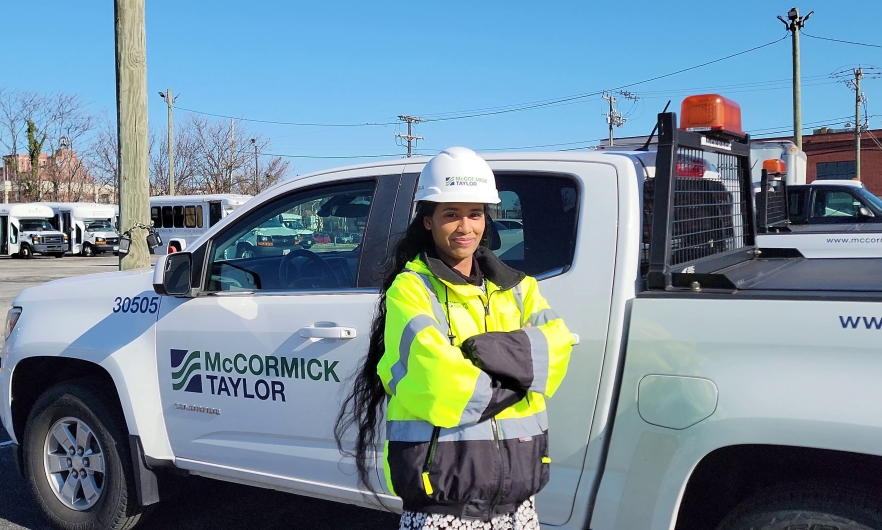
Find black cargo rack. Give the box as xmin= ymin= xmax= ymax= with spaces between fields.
xmin=756 ymin=167 xmax=790 ymax=233
xmin=646 ymin=112 xmax=757 ymax=290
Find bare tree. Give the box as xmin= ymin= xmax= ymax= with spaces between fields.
xmin=236 ymin=137 xmax=289 ymax=196
xmin=42 ymin=93 xmax=95 ymax=201
xmin=0 ymin=88 xmax=47 ymax=201
xmin=150 ymin=123 xmax=198 ymax=196
xmin=88 ymin=114 xmax=120 ymax=204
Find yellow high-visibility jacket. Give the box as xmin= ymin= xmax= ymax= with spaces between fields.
xmin=377 ymin=248 xmax=573 ymax=520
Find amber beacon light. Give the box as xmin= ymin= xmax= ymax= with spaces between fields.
xmin=762 ymin=159 xmax=786 ymax=175
xmin=679 ymin=94 xmax=744 ymax=137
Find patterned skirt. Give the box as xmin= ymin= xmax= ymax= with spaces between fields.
xmin=398 ymin=497 xmax=540 ymax=530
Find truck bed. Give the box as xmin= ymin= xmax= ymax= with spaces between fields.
xmin=653 ymin=256 xmax=882 ymax=299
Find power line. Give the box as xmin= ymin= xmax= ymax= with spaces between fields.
xmin=175 ymin=106 xmax=398 ymax=127
xmin=416 ymin=35 xmax=788 ymax=122
xmin=261 ymin=152 xmax=405 ymax=159
xmin=803 ymin=32 xmax=882 ymax=49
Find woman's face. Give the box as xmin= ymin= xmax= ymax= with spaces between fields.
xmin=423 ymin=203 xmax=485 ymax=264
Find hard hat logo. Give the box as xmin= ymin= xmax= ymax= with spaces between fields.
xmin=415 ymin=147 xmax=501 ymax=204
xmin=445 ymin=176 xmax=489 ymax=187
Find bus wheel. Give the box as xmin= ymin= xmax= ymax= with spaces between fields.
xmin=20 ymin=244 xmax=32 ymax=259
xmin=82 ymin=244 xmax=93 ymax=257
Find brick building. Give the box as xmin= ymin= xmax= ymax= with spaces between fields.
xmin=1 ymin=149 xmax=113 ymax=203
xmin=764 ymin=128 xmax=882 ymax=196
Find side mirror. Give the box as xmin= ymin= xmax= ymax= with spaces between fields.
xmin=859 ymin=206 xmax=875 ymax=219
xmin=153 ymin=252 xmax=193 ymax=296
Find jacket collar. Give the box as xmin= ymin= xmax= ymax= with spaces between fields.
xmin=412 ymin=247 xmax=525 ymax=290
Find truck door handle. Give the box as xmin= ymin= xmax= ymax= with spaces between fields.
xmin=299 ymin=325 xmax=357 ymax=339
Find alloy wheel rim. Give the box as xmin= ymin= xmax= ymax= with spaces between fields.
xmin=43 ymin=417 xmax=106 ymax=511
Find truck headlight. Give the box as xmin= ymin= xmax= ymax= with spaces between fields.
xmin=32 ymin=236 xmax=40 ymax=243
xmin=96 ymin=237 xmax=105 ymax=243
xmin=5 ymin=307 xmax=21 ymax=340
xmin=64 ymin=234 xmax=69 ymax=242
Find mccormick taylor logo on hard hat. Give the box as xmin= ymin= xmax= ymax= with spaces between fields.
xmin=445 ymin=175 xmax=489 ymax=187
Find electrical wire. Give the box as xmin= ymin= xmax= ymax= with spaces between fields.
xmin=803 ymin=33 xmax=882 ymax=49
xmin=178 ymin=36 xmax=789 ymax=128
xmin=420 ymin=34 xmax=789 ymax=122
xmin=175 ymin=107 xmax=398 ymax=127
xmin=261 ymin=152 xmax=405 ymax=159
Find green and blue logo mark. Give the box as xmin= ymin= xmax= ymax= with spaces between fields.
xmin=171 ymin=349 xmax=203 ymax=393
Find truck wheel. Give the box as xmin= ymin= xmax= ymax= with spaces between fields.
xmin=717 ymin=484 xmax=882 ymax=530
xmin=23 ymin=380 xmax=146 ymax=530
xmin=82 ymin=244 xmax=93 ymax=257
xmin=19 ymin=244 xmax=32 ymax=259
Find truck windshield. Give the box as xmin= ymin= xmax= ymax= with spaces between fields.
xmin=856 ymin=188 xmax=882 ymax=214
xmin=19 ymin=220 xmax=54 ymax=231
xmin=85 ymin=219 xmax=113 ymax=232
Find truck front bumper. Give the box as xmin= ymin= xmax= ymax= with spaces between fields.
xmin=94 ymin=244 xmax=119 ymax=253
xmin=33 ymin=243 xmax=65 ymax=254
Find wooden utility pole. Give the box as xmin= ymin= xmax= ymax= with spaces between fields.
xmin=159 ymin=89 xmax=177 ymax=195
xmin=854 ymin=68 xmax=863 ymax=182
xmin=779 ymin=7 xmax=813 ymax=149
xmin=115 ymin=0 xmax=150 ymax=270
xmin=396 ymin=115 xmax=423 ymax=157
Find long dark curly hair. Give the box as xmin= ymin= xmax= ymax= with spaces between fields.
xmin=334 ymin=201 xmax=493 ymax=497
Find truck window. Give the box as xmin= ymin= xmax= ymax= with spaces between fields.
xmin=162 ymin=206 xmax=173 ymax=228
xmin=195 ymin=205 xmax=204 ymax=228
xmin=788 ymin=190 xmax=806 ymax=222
xmin=209 ymin=202 xmax=223 ymax=227
xmin=151 ymin=207 xmax=162 ymax=228
xmin=173 ymin=206 xmax=185 ymax=228
xmin=493 ymin=174 xmax=579 ymax=277
xmin=184 ymin=206 xmax=197 ymax=228
xmin=206 ymin=181 xmax=376 ymax=292
xmin=812 ymin=190 xmax=859 ymax=219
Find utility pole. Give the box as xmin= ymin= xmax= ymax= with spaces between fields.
xmin=229 ymin=118 xmax=235 ymax=192
xmin=250 ymin=138 xmax=258 ymax=185
xmin=159 ymin=89 xmax=177 ymax=195
xmin=114 ymin=0 xmax=150 ymax=270
xmin=602 ymin=91 xmax=638 ymax=146
xmin=396 ymin=115 xmax=423 ymax=157
xmin=778 ymin=7 xmax=813 ymax=149
xmin=853 ymin=67 xmax=863 ymax=181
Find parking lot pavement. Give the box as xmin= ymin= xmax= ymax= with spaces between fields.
xmin=0 ymin=254 xmax=400 ymax=529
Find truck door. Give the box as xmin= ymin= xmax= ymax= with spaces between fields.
xmin=62 ymin=211 xmax=73 ymax=252
xmin=155 ymin=170 xmax=400 ymax=495
xmin=208 ymin=201 xmax=223 ymax=227
xmin=1 ymin=215 xmax=7 ymax=255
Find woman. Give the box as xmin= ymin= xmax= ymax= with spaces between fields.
xmin=335 ymin=147 xmax=573 ymax=530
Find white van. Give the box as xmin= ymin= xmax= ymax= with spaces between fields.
xmin=149 ymin=194 xmax=251 ymax=254
xmin=0 ymin=203 xmax=68 ymax=258
xmin=41 ymin=202 xmax=120 ymax=256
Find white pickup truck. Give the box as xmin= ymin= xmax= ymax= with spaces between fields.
xmin=4 ymin=100 xmax=882 ymax=530
xmin=756 ymin=179 xmax=882 ymax=258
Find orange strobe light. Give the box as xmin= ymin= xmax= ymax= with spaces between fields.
xmin=679 ymin=94 xmax=744 ymax=136
xmin=762 ymin=159 xmax=786 ymax=175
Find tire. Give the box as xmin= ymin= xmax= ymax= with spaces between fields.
xmin=717 ymin=484 xmax=882 ymax=530
xmin=54 ymin=253 xmax=65 ymax=258
xmin=23 ymin=379 xmax=146 ymax=530
xmin=82 ymin=244 xmax=94 ymax=257
xmin=20 ymin=244 xmax=32 ymax=259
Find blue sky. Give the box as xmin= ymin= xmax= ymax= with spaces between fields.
xmin=2 ymin=1 xmax=880 ymax=175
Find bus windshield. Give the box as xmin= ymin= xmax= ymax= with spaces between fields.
xmin=20 ymin=220 xmax=55 ymax=232
xmin=85 ymin=219 xmax=114 ymax=232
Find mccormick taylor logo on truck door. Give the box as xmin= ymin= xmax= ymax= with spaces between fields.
xmin=169 ymin=349 xmax=341 ymax=403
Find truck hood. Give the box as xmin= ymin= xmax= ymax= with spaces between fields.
xmin=13 ymin=267 xmax=155 ymax=307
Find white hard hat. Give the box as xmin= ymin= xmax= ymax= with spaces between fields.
xmin=415 ymin=147 xmax=501 ymax=204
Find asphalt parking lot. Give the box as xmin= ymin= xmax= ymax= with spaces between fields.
xmin=0 ymin=255 xmax=399 ymax=529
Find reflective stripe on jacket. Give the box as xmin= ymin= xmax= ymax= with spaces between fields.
xmin=377 ymin=248 xmax=573 ymax=520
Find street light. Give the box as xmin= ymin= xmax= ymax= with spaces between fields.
xmin=250 ymin=138 xmax=258 ymax=186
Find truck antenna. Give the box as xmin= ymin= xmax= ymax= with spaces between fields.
xmin=636 ymin=100 xmax=671 ymax=151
